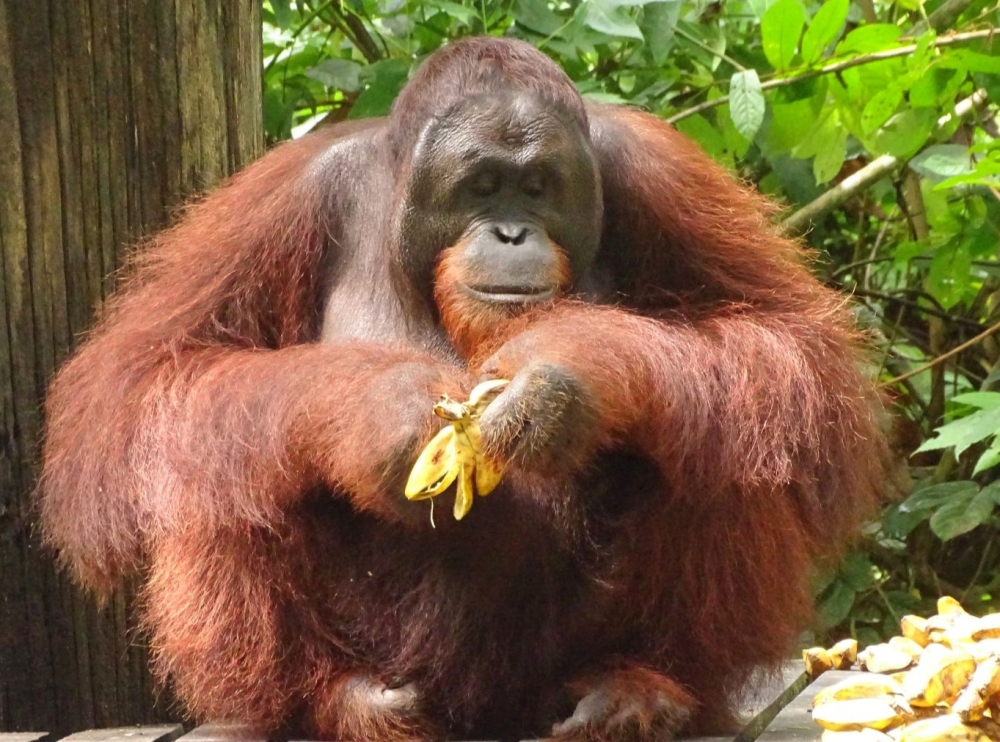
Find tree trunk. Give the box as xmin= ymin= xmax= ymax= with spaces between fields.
xmin=0 ymin=0 xmax=262 ymax=732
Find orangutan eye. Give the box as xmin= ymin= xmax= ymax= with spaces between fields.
xmin=468 ymin=170 xmax=502 ymax=198
xmin=521 ymin=172 xmax=546 ymax=198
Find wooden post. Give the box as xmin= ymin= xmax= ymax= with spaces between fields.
xmin=0 ymin=0 xmax=262 ymax=732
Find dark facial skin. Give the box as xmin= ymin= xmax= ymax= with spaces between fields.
xmin=398 ymin=91 xmax=603 ymax=307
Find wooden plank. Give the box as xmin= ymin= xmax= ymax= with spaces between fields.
xmin=175 ymin=664 xmax=810 ymax=742
xmin=751 ymin=670 xmax=857 ymax=742
xmin=0 ymin=734 xmax=49 ymax=742
xmin=734 ymin=662 xmax=809 ymax=741
xmin=176 ymin=724 xmax=266 ymax=742
xmin=62 ymin=725 xmax=184 ymax=742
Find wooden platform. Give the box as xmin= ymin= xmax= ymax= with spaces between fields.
xmin=2 ymin=664 xmax=855 ymax=742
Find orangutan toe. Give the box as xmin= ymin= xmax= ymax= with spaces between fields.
xmin=550 ymin=666 xmax=696 ymax=742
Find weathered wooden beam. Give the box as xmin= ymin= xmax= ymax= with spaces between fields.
xmin=0 ymin=733 xmax=50 ymax=742
xmin=734 ymin=661 xmax=809 ymax=741
xmin=60 ymin=726 xmax=184 ymax=742
xmin=175 ymin=724 xmax=266 ymax=742
xmin=752 ymin=670 xmax=856 ymax=742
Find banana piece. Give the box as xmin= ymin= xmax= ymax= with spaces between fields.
xmin=901 ymin=616 xmax=931 ymax=648
xmin=830 ymin=639 xmax=860 ymax=670
xmin=889 ymin=637 xmax=925 ymax=662
xmin=405 ymin=426 xmax=459 ymax=500
xmin=862 ymin=644 xmax=915 ymax=674
xmin=822 ymin=730 xmax=895 ymax=742
xmin=973 ymin=615 xmax=1000 ymax=642
xmin=805 ymin=647 xmax=835 ymax=677
xmin=939 ymin=597 xmax=968 ymax=615
xmin=469 ymin=379 xmax=509 ymax=410
xmin=465 ymin=420 xmax=503 ymax=497
xmin=812 ymin=698 xmax=904 ymax=732
xmin=813 ymin=675 xmax=903 ymax=708
xmin=452 ymin=428 xmax=477 ymax=521
xmin=897 ymin=715 xmax=993 ymax=742
xmin=903 ymin=648 xmax=976 ymax=707
xmin=953 ymin=657 xmax=1000 ymax=722
xmin=811 ymin=608 xmax=1000 ymax=740
xmin=404 ymin=379 xmax=510 ymax=521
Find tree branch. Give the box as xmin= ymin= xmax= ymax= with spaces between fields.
xmin=883 ymin=316 xmax=1000 ymax=386
xmin=782 ymin=89 xmax=988 ymax=234
xmin=910 ymin=0 xmax=976 ymax=36
xmin=666 ymin=29 xmax=995 ymax=125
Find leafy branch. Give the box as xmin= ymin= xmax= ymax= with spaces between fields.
xmin=667 ymin=28 xmax=996 ymax=125
xmin=782 ymin=88 xmax=989 ymax=233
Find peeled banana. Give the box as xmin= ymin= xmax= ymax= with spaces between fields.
xmin=903 ymin=648 xmax=976 ymax=707
xmin=812 ymin=698 xmax=903 ymax=732
xmin=809 ymin=604 xmax=1000 ymax=741
xmin=404 ymin=379 xmax=509 ymax=521
xmin=812 ymin=675 xmax=903 ymax=709
xmin=896 ymin=715 xmax=994 ymax=742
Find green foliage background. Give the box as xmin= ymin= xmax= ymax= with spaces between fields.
xmin=262 ymin=0 xmax=1000 ymax=646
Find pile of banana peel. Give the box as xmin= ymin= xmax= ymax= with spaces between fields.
xmin=805 ymin=597 xmax=1000 ymax=741
xmin=404 ymin=379 xmax=508 ymax=522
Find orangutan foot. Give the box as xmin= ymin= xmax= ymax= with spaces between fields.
xmin=309 ymin=673 xmax=438 ymax=742
xmin=550 ymin=665 xmax=696 ymax=742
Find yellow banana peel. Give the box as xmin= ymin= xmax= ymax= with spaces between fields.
xmin=404 ymin=379 xmax=509 ymax=522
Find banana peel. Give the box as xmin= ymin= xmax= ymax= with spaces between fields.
xmin=811 ymin=605 xmax=1000 ymax=741
xmin=404 ymin=379 xmax=509 ymax=522
xmin=812 ymin=698 xmax=904 ymax=732
xmin=903 ymin=648 xmax=976 ymax=707
xmin=897 ymin=715 xmax=994 ymax=742
xmin=812 ymin=675 xmax=903 ymax=709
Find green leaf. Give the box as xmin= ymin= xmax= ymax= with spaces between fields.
xmin=818 ymin=578 xmax=856 ymax=629
xmin=930 ymin=487 xmax=996 ymax=541
xmin=747 ymin=0 xmax=777 ymax=20
xmin=861 ymin=87 xmax=902 ymax=134
xmin=432 ymin=1 xmax=481 ymax=24
xmin=584 ymin=0 xmax=644 ymax=40
xmin=729 ymin=70 xmax=765 ymax=141
xmin=840 ymin=553 xmax=877 ymax=591
xmin=720 ymin=102 xmax=752 ymax=159
xmin=917 ymin=406 xmax=1000 ymax=456
xmin=768 ymin=98 xmax=822 ymax=155
xmin=675 ymin=114 xmax=728 ymax=164
xmin=873 ymin=109 xmax=935 ymax=159
xmin=950 ymin=392 xmax=1000 ymax=410
xmin=940 ymin=50 xmax=1000 ymax=75
xmin=801 ymin=0 xmax=848 ymax=65
xmin=306 ymin=59 xmax=364 ymax=92
xmin=270 ymin=0 xmax=294 ymax=29
xmin=837 ymin=24 xmax=901 ymax=54
xmin=792 ymin=104 xmax=835 ymax=159
xmin=982 ymin=481 xmax=1000 ymax=506
xmin=349 ymin=59 xmax=410 ymax=120
xmin=937 ymin=158 xmax=1000 ymax=190
xmin=761 ymin=0 xmax=805 ymax=70
xmin=926 ymin=242 xmax=972 ymax=310
xmin=973 ymin=438 xmax=1000 ymax=475
xmin=882 ymin=502 xmax=930 ymax=538
xmin=813 ymin=124 xmax=846 ymax=184
xmin=514 ymin=0 xmax=565 ymax=35
xmin=899 ymin=481 xmax=979 ymax=513
xmin=909 ymin=144 xmax=974 ymax=179
xmin=910 ymin=68 xmax=963 ymax=108
xmin=641 ymin=1 xmax=680 ymax=64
